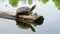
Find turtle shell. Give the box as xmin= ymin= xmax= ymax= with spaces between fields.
xmin=16 ymin=7 xmax=30 ymax=13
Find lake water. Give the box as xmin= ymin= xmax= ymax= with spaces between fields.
xmin=0 ymin=0 xmax=60 ymax=34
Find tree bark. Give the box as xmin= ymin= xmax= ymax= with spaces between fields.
xmin=0 ymin=11 xmax=16 ymax=20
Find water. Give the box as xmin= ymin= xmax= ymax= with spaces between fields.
xmin=0 ymin=0 xmax=60 ymax=34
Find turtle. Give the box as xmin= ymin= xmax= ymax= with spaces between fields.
xmin=16 ymin=5 xmax=36 ymax=18
xmin=15 ymin=5 xmax=44 ymax=32
xmin=16 ymin=5 xmax=36 ymax=32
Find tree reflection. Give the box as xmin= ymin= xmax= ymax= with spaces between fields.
xmin=53 ymin=0 xmax=60 ymax=9
xmin=9 ymin=0 xmax=19 ymax=7
xmin=8 ymin=0 xmax=60 ymax=10
xmin=41 ymin=0 xmax=49 ymax=4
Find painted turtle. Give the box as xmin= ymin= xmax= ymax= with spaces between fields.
xmin=16 ymin=5 xmax=44 ymax=32
xmin=16 ymin=5 xmax=36 ymax=18
xmin=16 ymin=5 xmax=36 ymax=32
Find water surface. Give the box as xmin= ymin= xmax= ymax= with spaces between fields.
xmin=0 ymin=0 xmax=60 ymax=34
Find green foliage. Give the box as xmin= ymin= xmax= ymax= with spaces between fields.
xmin=8 ymin=0 xmax=60 ymax=10
xmin=20 ymin=0 xmax=32 ymax=4
xmin=41 ymin=0 xmax=49 ymax=4
xmin=53 ymin=0 xmax=60 ymax=9
xmin=28 ymin=0 xmax=32 ymax=4
xmin=21 ymin=0 xmax=27 ymax=3
xmin=9 ymin=0 xmax=19 ymax=7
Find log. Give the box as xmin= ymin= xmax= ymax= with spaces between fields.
xmin=0 ymin=11 xmax=44 ymax=32
xmin=0 ymin=11 xmax=16 ymax=20
xmin=0 ymin=11 xmax=44 ymax=25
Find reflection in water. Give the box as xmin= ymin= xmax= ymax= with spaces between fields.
xmin=41 ymin=0 xmax=49 ymax=4
xmin=53 ymin=0 xmax=60 ymax=9
xmin=0 ymin=0 xmax=60 ymax=34
xmin=9 ymin=0 xmax=19 ymax=7
xmin=8 ymin=0 xmax=60 ymax=10
xmin=16 ymin=14 xmax=44 ymax=32
xmin=28 ymin=0 xmax=32 ymax=4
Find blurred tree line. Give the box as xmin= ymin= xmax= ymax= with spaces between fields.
xmin=0 ymin=0 xmax=60 ymax=9
xmin=8 ymin=0 xmax=60 ymax=10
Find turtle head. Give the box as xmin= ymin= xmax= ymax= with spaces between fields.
xmin=28 ymin=5 xmax=36 ymax=14
xmin=16 ymin=5 xmax=36 ymax=18
xmin=30 ymin=5 xmax=36 ymax=11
